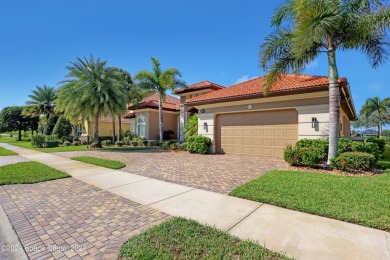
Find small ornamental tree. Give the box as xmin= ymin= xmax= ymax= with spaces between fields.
xmin=185 ymin=115 xmax=198 ymax=140
xmin=44 ymin=115 xmax=59 ymax=135
xmin=52 ymin=115 xmax=73 ymax=141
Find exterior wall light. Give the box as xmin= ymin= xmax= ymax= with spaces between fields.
xmin=203 ymin=122 xmax=208 ymax=132
xmin=312 ymin=117 xmax=318 ymax=128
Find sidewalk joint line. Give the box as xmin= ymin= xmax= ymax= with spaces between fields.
xmin=227 ymin=203 xmax=264 ymax=232
xmin=105 ymin=178 xmax=151 ymax=190
xmin=385 ymin=232 xmax=390 ymax=256
xmin=147 ymin=188 xmax=196 ymax=206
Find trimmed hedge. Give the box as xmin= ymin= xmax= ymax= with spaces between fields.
xmin=115 ymin=141 xmax=125 ymax=147
xmin=102 ymin=140 xmax=112 ymax=146
xmin=284 ymin=138 xmax=380 ymax=167
xmin=366 ymin=137 xmax=386 ymax=153
xmin=187 ymin=135 xmax=212 ymax=154
xmin=331 ymin=152 xmax=376 ymax=171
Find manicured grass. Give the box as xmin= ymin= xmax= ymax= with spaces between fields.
xmin=377 ymin=145 xmax=390 ymax=169
xmin=119 ymin=217 xmax=290 ymax=260
xmin=0 ymin=137 xmax=89 ymax=153
xmin=0 ymin=162 xmax=70 ymax=185
xmin=230 ymin=168 xmax=390 ymax=231
xmin=0 ymin=147 xmax=17 ymax=156
xmin=71 ymin=156 xmax=126 ymax=169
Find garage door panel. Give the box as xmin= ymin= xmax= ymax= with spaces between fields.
xmin=217 ymin=109 xmax=298 ymax=158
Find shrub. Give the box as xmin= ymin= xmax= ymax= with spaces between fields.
xmin=63 ymin=141 xmax=71 ymax=146
xmin=185 ymin=115 xmax=198 ymax=140
xmin=149 ymin=140 xmax=159 ymax=147
xmin=180 ymin=142 xmax=187 ymax=151
xmin=102 ymin=140 xmax=112 ymax=147
xmin=295 ymin=138 xmax=328 ymax=161
xmin=72 ymin=141 xmax=80 ymax=146
xmin=123 ymin=137 xmax=131 ymax=145
xmin=31 ymin=135 xmax=46 ymax=148
xmin=123 ymin=130 xmax=137 ymax=139
xmin=337 ymin=138 xmax=353 ymax=155
xmin=115 ymin=141 xmax=125 ymax=147
xmin=52 ymin=116 xmax=73 ymax=142
xmin=351 ymin=141 xmax=380 ymax=160
xmin=142 ymin=140 xmax=148 ymax=146
xmin=163 ymin=130 xmax=174 ymax=140
xmin=162 ymin=141 xmax=170 ymax=150
xmin=131 ymin=140 xmax=139 ymax=147
xmin=331 ymin=152 xmax=376 ymax=171
xmin=187 ymin=135 xmax=212 ymax=154
xmin=170 ymin=143 xmax=178 ymax=150
xmin=81 ymin=140 xmax=88 ymax=145
xmin=284 ymin=145 xmax=324 ymax=167
xmin=366 ymin=137 xmax=386 ymax=153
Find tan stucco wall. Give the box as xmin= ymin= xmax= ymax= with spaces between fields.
xmin=147 ymin=110 xmax=178 ymax=140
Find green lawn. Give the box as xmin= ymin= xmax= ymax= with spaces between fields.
xmin=119 ymin=217 xmax=290 ymax=260
xmin=0 ymin=162 xmax=70 ymax=185
xmin=230 ymin=170 xmax=390 ymax=231
xmin=71 ymin=156 xmax=126 ymax=169
xmin=0 ymin=137 xmax=89 ymax=153
xmin=0 ymin=147 xmax=17 ymax=156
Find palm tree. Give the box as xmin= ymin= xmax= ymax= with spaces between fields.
xmin=134 ymin=57 xmax=185 ymax=142
xmin=360 ymin=97 xmax=390 ymax=136
xmin=259 ymin=0 xmax=390 ymax=164
xmin=57 ymin=56 xmax=129 ymax=148
xmin=23 ymin=85 xmax=57 ymax=119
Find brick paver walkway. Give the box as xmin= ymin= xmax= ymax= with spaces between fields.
xmin=0 ymin=178 xmax=170 ymax=260
xmin=55 ymin=150 xmax=287 ymax=194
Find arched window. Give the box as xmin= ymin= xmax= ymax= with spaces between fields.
xmin=137 ymin=115 xmax=146 ymax=138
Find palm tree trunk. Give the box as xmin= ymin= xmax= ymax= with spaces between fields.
xmin=159 ymin=94 xmax=164 ymax=143
xmin=118 ymin=115 xmax=122 ymax=141
xmin=327 ymin=48 xmax=340 ymax=165
xmin=378 ymin=121 xmax=382 ymax=137
xmin=72 ymin=124 xmax=77 ymax=142
xmin=92 ymin=112 xmax=102 ymax=148
xmin=112 ymin=115 xmax=116 ymax=144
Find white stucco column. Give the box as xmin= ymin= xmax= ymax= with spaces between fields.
xmin=197 ymin=113 xmax=216 ymax=152
xmin=179 ymin=104 xmax=185 ymax=142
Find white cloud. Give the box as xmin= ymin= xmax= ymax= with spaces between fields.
xmin=306 ymin=60 xmax=319 ymax=69
xmin=368 ymin=83 xmax=384 ymax=91
xmin=235 ymin=75 xmax=257 ymax=84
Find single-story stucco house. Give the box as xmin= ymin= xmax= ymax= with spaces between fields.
xmin=81 ymin=74 xmax=357 ymax=158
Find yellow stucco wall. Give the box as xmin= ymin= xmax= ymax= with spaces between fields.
xmin=85 ymin=121 xmax=130 ymax=137
xmin=146 ymin=110 xmax=178 ymax=140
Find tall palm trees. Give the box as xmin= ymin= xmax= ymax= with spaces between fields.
xmin=57 ymin=56 xmax=129 ymax=148
xmin=135 ymin=57 xmax=185 ymax=143
xmin=259 ymin=0 xmax=390 ymax=164
xmin=23 ymin=85 xmax=57 ymax=120
xmin=360 ymin=97 xmax=390 ymax=136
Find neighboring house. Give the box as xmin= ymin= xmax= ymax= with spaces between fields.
xmin=185 ymin=74 xmax=356 ymax=158
xmin=360 ymin=129 xmax=378 ymax=137
xmin=81 ymin=74 xmax=357 ymax=158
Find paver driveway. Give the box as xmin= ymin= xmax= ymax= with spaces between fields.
xmin=55 ymin=150 xmax=287 ymax=194
xmin=0 ymin=178 xmax=170 ymax=260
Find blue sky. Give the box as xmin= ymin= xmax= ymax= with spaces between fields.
xmin=0 ymin=0 xmax=389 ymax=116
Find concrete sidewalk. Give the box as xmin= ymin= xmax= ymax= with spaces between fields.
xmin=1 ymin=143 xmax=389 ymax=260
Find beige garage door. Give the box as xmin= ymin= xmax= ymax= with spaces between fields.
xmin=217 ymin=109 xmax=298 ymax=158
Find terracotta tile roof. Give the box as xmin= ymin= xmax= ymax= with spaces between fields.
xmin=128 ymin=92 xmax=180 ymax=111
xmin=123 ymin=111 xmax=136 ymax=119
xmin=186 ymin=74 xmax=347 ymax=104
xmin=174 ymin=80 xmax=224 ymax=94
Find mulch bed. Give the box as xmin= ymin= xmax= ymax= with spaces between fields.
xmin=284 ymin=165 xmax=384 ymax=177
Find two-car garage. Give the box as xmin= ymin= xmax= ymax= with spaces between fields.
xmin=216 ymin=109 xmax=298 ymax=158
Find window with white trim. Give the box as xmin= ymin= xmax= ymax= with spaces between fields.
xmin=137 ymin=115 xmax=146 ymax=138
